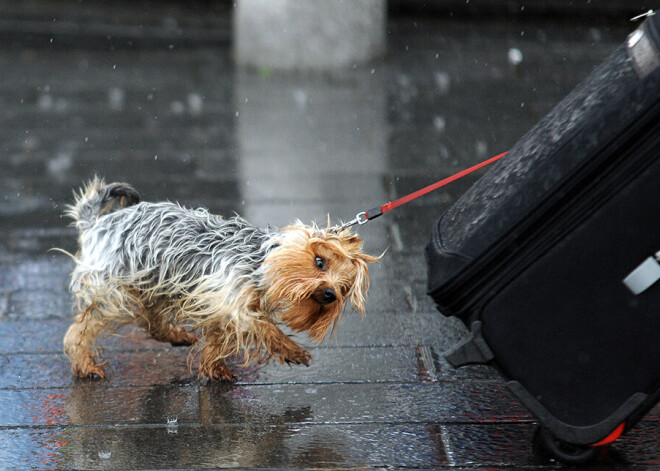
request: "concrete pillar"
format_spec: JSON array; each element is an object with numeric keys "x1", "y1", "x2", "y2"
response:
[
  {"x1": 235, "y1": 66, "x2": 387, "y2": 230},
  {"x1": 234, "y1": 0, "x2": 386, "y2": 71}
]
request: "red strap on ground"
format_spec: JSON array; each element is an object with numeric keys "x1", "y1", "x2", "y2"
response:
[{"x1": 376, "y1": 151, "x2": 507, "y2": 217}]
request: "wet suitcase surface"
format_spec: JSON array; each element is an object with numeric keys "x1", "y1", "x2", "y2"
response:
[{"x1": 427, "y1": 14, "x2": 660, "y2": 463}]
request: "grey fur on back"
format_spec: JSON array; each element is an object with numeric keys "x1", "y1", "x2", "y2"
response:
[{"x1": 78, "y1": 201, "x2": 275, "y2": 295}]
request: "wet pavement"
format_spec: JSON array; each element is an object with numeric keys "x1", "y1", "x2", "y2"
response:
[{"x1": 1, "y1": 2, "x2": 659, "y2": 469}]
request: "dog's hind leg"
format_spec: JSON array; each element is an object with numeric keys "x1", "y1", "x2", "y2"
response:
[
  {"x1": 135, "y1": 298, "x2": 198, "y2": 347},
  {"x1": 63, "y1": 307, "x2": 107, "y2": 380}
]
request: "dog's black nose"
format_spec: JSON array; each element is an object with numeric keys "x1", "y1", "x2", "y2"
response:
[{"x1": 322, "y1": 288, "x2": 337, "y2": 304}]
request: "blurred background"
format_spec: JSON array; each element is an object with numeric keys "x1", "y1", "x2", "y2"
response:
[{"x1": 0, "y1": 0, "x2": 650, "y2": 256}]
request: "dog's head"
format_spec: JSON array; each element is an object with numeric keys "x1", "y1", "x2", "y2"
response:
[{"x1": 263, "y1": 222, "x2": 380, "y2": 342}]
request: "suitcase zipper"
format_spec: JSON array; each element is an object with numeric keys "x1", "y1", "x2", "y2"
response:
[{"x1": 431, "y1": 100, "x2": 660, "y2": 318}]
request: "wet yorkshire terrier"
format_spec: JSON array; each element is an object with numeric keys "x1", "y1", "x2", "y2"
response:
[{"x1": 62, "y1": 177, "x2": 379, "y2": 381}]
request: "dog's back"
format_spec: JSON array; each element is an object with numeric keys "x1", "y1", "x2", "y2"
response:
[{"x1": 66, "y1": 176, "x2": 140, "y2": 232}]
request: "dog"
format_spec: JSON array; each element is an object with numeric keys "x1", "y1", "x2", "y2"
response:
[{"x1": 62, "y1": 177, "x2": 379, "y2": 381}]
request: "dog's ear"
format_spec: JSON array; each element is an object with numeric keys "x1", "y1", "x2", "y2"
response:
[
  {"x1": 331, "y1": 230, "x2": 381, "y2": 315},
  {"x1": 347, "y1": 253, "x2": 379, "y2": 315}
]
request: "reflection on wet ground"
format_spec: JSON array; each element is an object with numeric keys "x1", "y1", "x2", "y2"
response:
[{"x1": 1, "y1": 5, "x2": 658, "y2": 469}]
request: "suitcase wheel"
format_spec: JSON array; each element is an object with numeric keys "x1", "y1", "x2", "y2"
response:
[{"x1": 534, "y1": 426, "x2": 599, "y2": 464}]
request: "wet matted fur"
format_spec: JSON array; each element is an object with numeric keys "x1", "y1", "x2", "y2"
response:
[{"x1": 62, "y1": 177, "x2": 379, "y2": 381}]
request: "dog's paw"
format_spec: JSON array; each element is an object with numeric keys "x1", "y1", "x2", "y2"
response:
[
  {"x1": 200, "y1": 363, "x2": 237, "y2": 382},
  {"x1": 283, "y1": 349, "x2": 312, "y2": 367},
  {"x1": 168, "y1": 329, "x2": 199, "y2": 347},
  {"x1": 86, "y1": 371, "x2": 105, "y2": 381},
  {"x1": 71, "y1": 357, "x2": 106, "y2": 380},
  {"x1": 75, "y1": 364, "x2": 106, "y2": 380}
]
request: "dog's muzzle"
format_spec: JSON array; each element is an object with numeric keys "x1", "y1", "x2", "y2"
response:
[{"x1": 314, "y1": 287, "x2": 337, "y2": 305}]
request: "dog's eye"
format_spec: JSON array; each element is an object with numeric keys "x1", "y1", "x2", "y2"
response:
[{"x1": 315, "y1": 256, "x2": 326, "y2": 271}]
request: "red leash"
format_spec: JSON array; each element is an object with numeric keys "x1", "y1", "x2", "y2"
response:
[{"x1": 340, "y1": 151, "x2": 507, "y2": 229}]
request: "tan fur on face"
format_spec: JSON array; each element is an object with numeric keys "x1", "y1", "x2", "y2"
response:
[{"x1": 264, "y1": 226, "x2": 380, "y2": 343}]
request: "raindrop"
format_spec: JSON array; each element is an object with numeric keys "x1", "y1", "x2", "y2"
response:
[
  {"x1": 167, "y1": 416, "x2": 178, "y2": 434},
  {"x1": 433, "y1": 116, "x2": 446, "y2": 132},
  {"x1": 507, "y1": 48, "x2": 523, "y2": 66},
  {"x1": 475, "y1": 140, "x2": 488, "y2": 157},
  {"x1": 47, "y1": 153, "x2": 73, "y2": 176},
  {"x1": 187, "y1": 93, "x2": 203, "y2": 116},
  {"x1": 108, "y1": 87, "x2": 125, "y2": 111},
  {"x1": 434, "y1": 71, "x2": 451, "y2": 94},
  {"x1": 37, "y1": 94, "x2": 54, "y2": 111},
  {"x1": 292, "y1": 89, "x2": 307, "y2": 109},
  {"x1": 438, "y1": 144, "x2": 450, "y2": 160},
  {"x1": 170, "y1": 101, "x2": 185, "y2": 115},
  {"x1": 98, "y1": 451, "x2": 111, "y2": 460}
]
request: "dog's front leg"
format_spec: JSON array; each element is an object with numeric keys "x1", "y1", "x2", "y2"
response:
[
  {"x1": 197, "y1": 329, "x2": 237, "y2": 382},
  {"x1": 259, "y1": 321, "x2": 312, "y2": 366}
]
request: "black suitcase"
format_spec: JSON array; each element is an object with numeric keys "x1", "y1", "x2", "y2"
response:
[{"x1": 425, "y1": 15, "x2": 660, "y2": 463}]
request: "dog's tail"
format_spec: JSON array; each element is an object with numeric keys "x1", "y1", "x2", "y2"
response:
[{"x1": 66, "y1": 176, "x2": 140, "y2": 232}]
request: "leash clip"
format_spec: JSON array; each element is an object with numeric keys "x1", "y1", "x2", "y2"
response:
[{"x1": 337, "y1": 211, "x2": 369, "y2": 231}]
